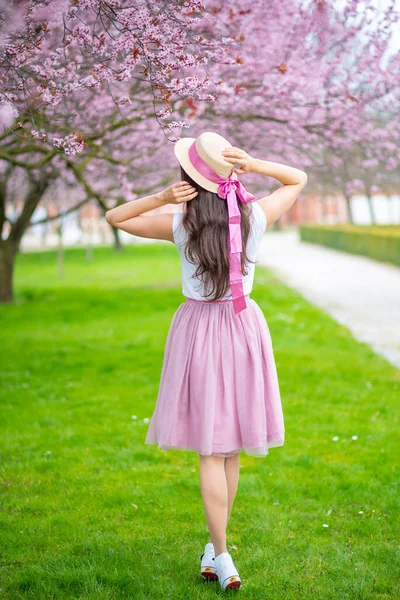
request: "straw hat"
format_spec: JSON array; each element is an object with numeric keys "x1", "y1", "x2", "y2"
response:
[{"x1": 174, "y1": 131, "x2": 238, "y2": 193}]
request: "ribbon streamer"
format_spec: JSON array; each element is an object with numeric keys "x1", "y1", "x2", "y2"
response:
[{"x1": 188, "y1": 141, "x2": 256, "y2": 315}]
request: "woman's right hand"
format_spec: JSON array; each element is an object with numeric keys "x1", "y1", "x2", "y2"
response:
[
  {"x1": 221, "y1": 147, "x2": 257, "y2": 175},
  {"x1": 160, "y1": 182, "x2": 198, "y2": 205}
]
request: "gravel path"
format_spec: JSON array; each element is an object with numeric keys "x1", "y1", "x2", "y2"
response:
[{"x1": 257, "y1": 230, "x2": 400, "y2": 370}]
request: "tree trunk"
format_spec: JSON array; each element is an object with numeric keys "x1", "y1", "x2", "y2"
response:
[
  {"x1": 344, "y1": 194, "x2": 355, "y2": 224},
  {"x1": 0, "y1": 176, "x2": 50, "y2": 304},
  {"x1": 86, "y1": 219, "x2": 93, "y2": 262},
  {"x1": 112, "y1": 225, "x2": 124, "y2": 251},
  {"x1": 387, "y1": 194, "x2": 394, "y2": 223},
  {"x1": 366, "y1": 194, "x2": 376, "y2": 225},
  {"x1": 0, "y1": 241, "x2": 16, "y2": 303},
  {"x1": 57, "y1": 222, "x2": 64, "y2": 279}
]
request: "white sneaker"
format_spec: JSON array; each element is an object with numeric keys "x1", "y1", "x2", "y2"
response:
[
  {"x1": 200, "y1": 542, "x2": 218, "y2": 580},
  {"x1": 214, "y1": 551, "x2": 242, "y2": 590}
]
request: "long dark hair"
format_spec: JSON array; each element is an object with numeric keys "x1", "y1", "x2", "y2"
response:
[{"x1": 179, "y1": 166, "x2": 256, "y2": 302}]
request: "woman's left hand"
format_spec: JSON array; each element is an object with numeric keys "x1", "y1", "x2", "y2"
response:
[
  {"x1": 160, "y1": 182, "x2": 198, "y2": 205},
  {"x1": 222, "y1": 147, "x2": 256, "y2": 174}
]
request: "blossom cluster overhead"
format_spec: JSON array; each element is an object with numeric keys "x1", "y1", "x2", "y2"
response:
[
  {"x1": 0, "y1": 0, "x2": 399, "y2": 202},
  {"x1": 0, "y1": 0, "x2": 240, "y2": 153}
]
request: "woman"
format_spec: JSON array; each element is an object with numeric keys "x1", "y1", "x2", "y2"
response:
[{"x1": 105, "y1": 131, "x2": 307, "y2": 590}]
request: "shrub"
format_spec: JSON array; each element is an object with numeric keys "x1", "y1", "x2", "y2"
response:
[{"x1": 299, "y1": 224, "x2": 400, "y2": 267}]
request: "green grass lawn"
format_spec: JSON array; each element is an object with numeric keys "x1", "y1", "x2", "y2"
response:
[{"x1": 1, "y1": 242, "x2": 399, "y2": 600}]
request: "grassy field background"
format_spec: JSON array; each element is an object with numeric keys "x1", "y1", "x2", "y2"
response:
[{"x1": 0, "y1": 242, "x2": 399, "y2": 599}]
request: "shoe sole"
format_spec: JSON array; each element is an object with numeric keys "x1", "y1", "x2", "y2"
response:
[
  {"x1": 222, "y1": 575, "x2": 242, "y2": 589},
  {"x1": 225, "y1": 579, "x2": 242, "y2": 589},
  {"x1": 201, "y1": 568, "x2": 218, "y2": 580}
]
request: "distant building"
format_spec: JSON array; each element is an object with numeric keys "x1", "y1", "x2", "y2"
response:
[{"x1": 284, "y1": 192, "x2": 400, "y2": 226}]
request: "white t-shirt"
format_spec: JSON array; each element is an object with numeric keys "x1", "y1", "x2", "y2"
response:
[{"x1": 172, "y1": 200, "x2": 267, "y2": 301}]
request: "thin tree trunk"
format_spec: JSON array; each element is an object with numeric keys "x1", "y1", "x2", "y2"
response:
[
  {"x1": 343, "y1": 194, "x2": 355, "y2": 224},
  {"x1": 0, "y1": 241, "x2": 16, "y2": 303},
  {"x1": 387, "y1": 194, "x2": 394, "y2": 224},
  {"x1": 366, "y1": 194, "x2": 376, "y2": 225},
  {"x1": 111, "y1": 225, "x2": 123, "y2": 251},
  {"x1": 57, "y1": 222, "x2": 64, "y2": 279}
]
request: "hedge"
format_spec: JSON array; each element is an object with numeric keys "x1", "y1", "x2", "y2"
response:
[{"x1": 298, "y1": 224, "x2": 400, "y2": 267}]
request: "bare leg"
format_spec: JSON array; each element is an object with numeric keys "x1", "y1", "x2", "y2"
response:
[
  {"x1": 199, "y1": 455, "x2": 228, "y2": 557},
  {"x1": 224, "y1": 453, "x2": 240, "y2": 524}
]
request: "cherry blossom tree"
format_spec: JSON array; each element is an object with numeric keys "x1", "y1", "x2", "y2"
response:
[{"x1": 0, "y1": 0, "x2": 399, "y2": 303}]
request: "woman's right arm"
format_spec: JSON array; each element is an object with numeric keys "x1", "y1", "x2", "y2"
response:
[
  {"x1": 252, "y1": 158, "x2": 307, "y2": 185},
  {"x1": 251, "y1": 158, "x2": 307, "y2": 229}
]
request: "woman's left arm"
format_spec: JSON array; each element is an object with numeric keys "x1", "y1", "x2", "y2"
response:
[{"x1": 105, "y1": 182, "x2": 198, "y2": 242}]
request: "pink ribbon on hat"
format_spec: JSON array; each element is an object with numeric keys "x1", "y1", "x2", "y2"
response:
[{"x1": 188, "y1": 140, "x2": 256, "y2": 315}]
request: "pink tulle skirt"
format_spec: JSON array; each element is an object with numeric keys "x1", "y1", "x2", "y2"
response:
[{"x1": 144, "y1": 294, "x2": 285, "y2": 458}]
